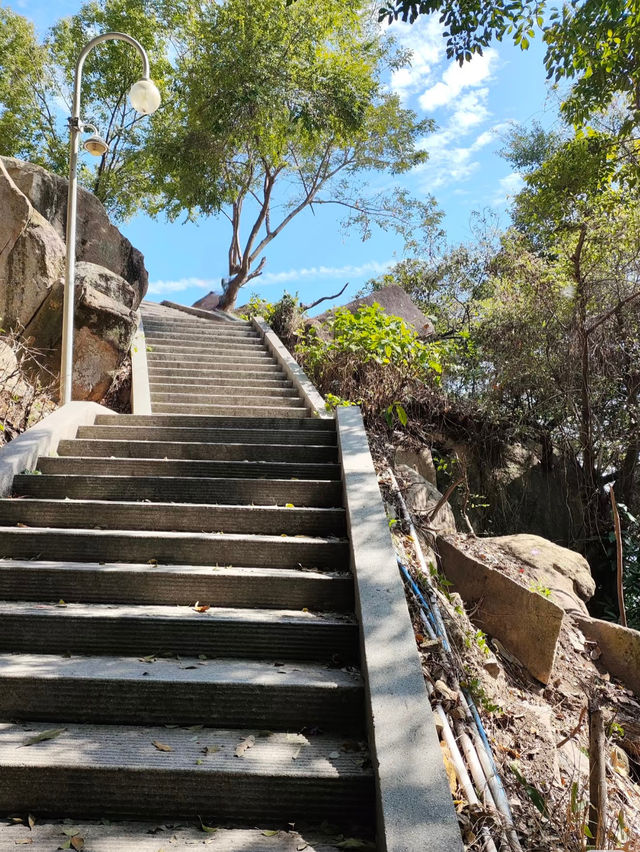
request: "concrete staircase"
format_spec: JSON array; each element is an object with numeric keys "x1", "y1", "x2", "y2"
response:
[
  {"x1": 0, "y1": 304, "x2": 375, "y2": 845},
  {"x1": 143, "y1": 302, "x2": 310, "y2": 417}
]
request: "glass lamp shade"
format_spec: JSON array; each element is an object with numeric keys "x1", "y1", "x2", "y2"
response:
[
  {"x1": 128, "y1": 78, "x2": 161, "y2": 115},
  {"x1": 84, "y1": 134, "x2": 109, "y2": 156}
]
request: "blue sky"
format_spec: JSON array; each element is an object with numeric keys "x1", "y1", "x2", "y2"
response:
[{"x1": 7, "y1": 0, "x2": 560, "y2": 313}]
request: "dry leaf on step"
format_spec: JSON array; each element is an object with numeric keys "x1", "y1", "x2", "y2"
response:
[
  {"x1": 234, "y1": 735, "x2": 255, "y2": 757},
  {"x1": 440, "y1": 741, "x2": 458, "y2": 794},
  {"x1": 152, "y1": 740, "x2": 173, "y2": 752},
  {"x1": 20, "y1": 728, "x2": 66, "y2": 747}
]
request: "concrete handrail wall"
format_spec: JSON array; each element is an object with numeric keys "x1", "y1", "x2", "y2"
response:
[
  {"x1": 336, "y1": 405, "x2": 463, "y2": 852},
  {"x1": 0, "y1": 401, "x2": 116, "y2": 496},
  {"x1": 252, "y1": 316, "x2": 332, "y2": 420},
  {"x1": 130, "y1": 320, "x2": 152, "y2": 415}
]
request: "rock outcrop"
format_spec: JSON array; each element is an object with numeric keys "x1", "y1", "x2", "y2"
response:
[
  {"x1": 1, "y1": 157, "x2": 147, "y2": 304},
  {"x1": 0, "y1": 158, "x2": 147, "y2": 402},
  {"x1": 487, "y1": 533, "x2": 595, "y2": 615}
]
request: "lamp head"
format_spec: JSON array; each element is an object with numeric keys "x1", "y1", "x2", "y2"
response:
[
  {"x1": 84, "y1": 133, "x2": 109, "y2": 157},
  {"x1": 129, "y1": 78, "x2": 161, "y2": 115}
]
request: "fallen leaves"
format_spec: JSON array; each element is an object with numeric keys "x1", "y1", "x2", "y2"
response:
[
  {"x1": 20, "y1": 728, "x2": 66, "y2": 747},
  {"x1": 234, "y1": 735, "x2": 255, "y2": 757},
  {"x1": 152, "y1": 740, "x2": 173, "y2": 752},
  {"x1": 193, "y1": 602, "x2": 210, "y2": 613}
]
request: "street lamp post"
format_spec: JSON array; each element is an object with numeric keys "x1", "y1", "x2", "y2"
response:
[{"x1": 60, "y1": 31, "x2": 161, "y2": 404}]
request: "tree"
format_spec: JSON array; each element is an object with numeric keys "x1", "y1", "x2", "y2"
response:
[
  {"x1": 379, "y1": 1, "x2": 640, "y2": 142},
  {"x1": 0, "y1": 6, "x2": 48, "y2": 163},
  {"x1": 149, "y1": 0, "x2": 441, "y2": 310},
  {"x1": 0, "y1": 0, "x2": 173, "y2": 219}
]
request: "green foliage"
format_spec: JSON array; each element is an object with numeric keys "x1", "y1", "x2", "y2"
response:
[
  {"x1": 296, "y1": 303, "x2": 443, "y2": 422},
  {"x1": 529, "y1": 581, "x2": 552, "y2": 599},
  {"x1": 378, "y1": 1, "x2": 544, "y2": 64},
  {"x1": 0, "y1": 6, "x2": 47, "y2": 162},
  {"x1": 464, "y1": 628, "x2": 491, "y2": 657},
  {"x1": 379, "y1": 1, "x2": 640, "y2": 147},
  {"x1": 544, "y1": 0, "x2": 640, "y2": 133},
  {"x1": 510, "y1": 762, "x2": 548, "y2": 816},
  {"x1": 147, "y1": 0, "x2": 440, "y2": 308},
  {"x1": 460, "y1": 674, "x2": 502, "y2": 714},
  {"x1": 0, "y1": 0, "x2": 174, "y2": 218}
]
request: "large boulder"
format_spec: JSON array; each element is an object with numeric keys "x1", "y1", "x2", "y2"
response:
[
  {"x1": 396, "y1": 464, "x2": 456, "y2": 534},
  {"x1": 0, "y1": 158, "x2": 147, "y2": 403},
  {"x1": 24, "y1": 262, "x2": 138, "y2": 401},
  {"x1": 437, "y1": 535, "x2": 565, "y2": 684},
  {"x1": 487, "y1": 534, "x2": 595, "y2": 615},
  {"x1": 0, "y1": 160, "x2": 66, "y2": 329},
  {"x1": 0, "y1": 157, "x2": 148, "y2": 305}
]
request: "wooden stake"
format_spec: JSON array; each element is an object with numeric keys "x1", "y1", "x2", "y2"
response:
[
  {"x1": 610, "y1": 487, "x2": 627, "y2": 627},
  {"x1": 588, "y1": 699, "x2": 607, "y2": 848}
]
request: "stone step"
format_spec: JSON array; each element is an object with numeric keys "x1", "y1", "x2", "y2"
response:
[
  {"x1": 77, "y1": 425, "x2": 336, "y2": 445},
  {"x1": 146, "y1": 374, "x2": 293, "y2": 389},
  {"x1": 0, "y1": 722, "x2": 373, "y2": 823},
  {"x1": 148, "y1": 362, "x2": 284, "y2": 377},
  {"x1": 149, "y1": 381, "x2": 297, "y2": 396},
  {"x1": 0, "y1": 820, "x2": 348, "y2": 851},
  {"x1": 147, "y1": 341, "x2": 269, "y2": 358},
  {"x1": 147, "y1": 365, "x2": 286, "y2": 380},
  {"x1": 145, "y1": 329, "x2": 264, "y2": 347},
  {"x1": 37, "y1": 456, "x2": 340, "y2": 480},
  {"x1": 0, "y1": 527, "x2": 349, "y2": 569},
  {"x1": 0, "y1": 602, "x2": 358, "y2": 661},
  {"x1": 147, "y1": 350, "x2": 273, "y2": 365},
  {"x1": 145, "y1": 333, "x2": 263, "y2": 348},
  {"x1": 0, "y1": 653, "x2": 363, "y2": 730},
  {"x1": 150, "y1": 393, "x2": 304, "y2": 408},
  {"x1": 152, "y1": 402, "x2": 310, "y2": 417},
  {"x1": 93, "y1": 413, "x2": 336, "y2": 431},
  {"x1": 57, "y1": 439, "x2": 335, "y2": 464},
  {"x1": 142, "y1": 317, "x2": 255, "y2": 332},
  {"x1": 0, "y1": 561, "x2": 354, "y2": 610},
  {"x1": 13, "y1": 474, "x2": 343, "y2": 507},
  {"x1": 0, "y1": 498, "x2": 346, "y2": 536}
]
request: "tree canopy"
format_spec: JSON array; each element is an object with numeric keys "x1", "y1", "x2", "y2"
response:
[{"x1": 148, "y1": 0, "x2": 441, "y2": 308}]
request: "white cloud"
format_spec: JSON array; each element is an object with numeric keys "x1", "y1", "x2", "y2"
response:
[
  {"x1": 388, "y1": 17, "x2": 443, "y2": 102},
  {"x1": 414, "y1": 116, "x2": 512, "y2": 190},
  {"x1": 147, "y1": 276, "x2": 216, "y2": 296},
  {"x1": 259, "y1": 260, "x2": 393, "y2": 285},
  {"x1": 492, "y1": 171, "x2": 525, "y2": 206},
  {"x1": 418, "y1": 49, "x2": 498, "y2": 112},
  {"x1": 147, "y1": 260, "x2": 394, "y2": 297}
]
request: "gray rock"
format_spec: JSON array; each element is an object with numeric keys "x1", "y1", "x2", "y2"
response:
[
  {"x1": 437, "y1": 535, "x2": 564, "y2": 684},
  {"x1": 0, "y1": 157, "x2": 148, "y2": 305},
  {"x1": 574, "y1": 615, "x2": 640, "y2": 697},
  {"x1": 24, "y1": 263, "x2": 138, "y2": 402},
  {"x1": 0, "y1": 160, "x2": 66, "y2": 329},
  {"x1": 488, "y1": 534, "x2": 595, "y2": 615},
  {"x1": 395, "y1": 446, "x2": 437, "y2": 486},
  {"x1": 396, "y1": 464, "x2": 456, "y2": 534}
]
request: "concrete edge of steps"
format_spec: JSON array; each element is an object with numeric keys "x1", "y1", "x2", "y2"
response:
[
  {"x1": 335, "y1": 406, "x2": 464, "y2": 851},
  {"x1": 0, "y1": 821, "x2": 352, "y2": 851}
]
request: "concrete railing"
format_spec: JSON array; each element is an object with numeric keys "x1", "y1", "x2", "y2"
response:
[
  {"x1": 336, "y1": 405, "x2": 464, "y2": 852},
  {"x1": 130, "y1": 320, "x2": 152, "y2": 415},
  {"x1": 252, "y1": 316, "x2": 332, "y2": 420},
  {"x1": 0, "y1": 401, "x2": 116, "y2": 496}
]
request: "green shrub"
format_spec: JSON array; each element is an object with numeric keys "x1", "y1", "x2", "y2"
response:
[{"x1": 297, "y1": 302, "x2": 443, "y2": 424}]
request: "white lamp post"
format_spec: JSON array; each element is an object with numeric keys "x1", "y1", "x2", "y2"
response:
[{"x1": 60, "y1": 31, "x2": 161, "y2": 404}]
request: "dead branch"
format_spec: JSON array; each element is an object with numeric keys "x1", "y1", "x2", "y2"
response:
[
  {"x1": 610, "y1": 486, "x2": 627, "y2": 627},
  {"x1": 301, "y1": 282, "x2": 348, "y2": 312},
  {"x1": 588, "y1": 699, "x2": 607, "y2": 848},
  {"x1": 556, "y1": 705, "x2": 587, "y2": 749},
  {"x1": 427, "y1": 476, "x2": 465, "y2": 524}
]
